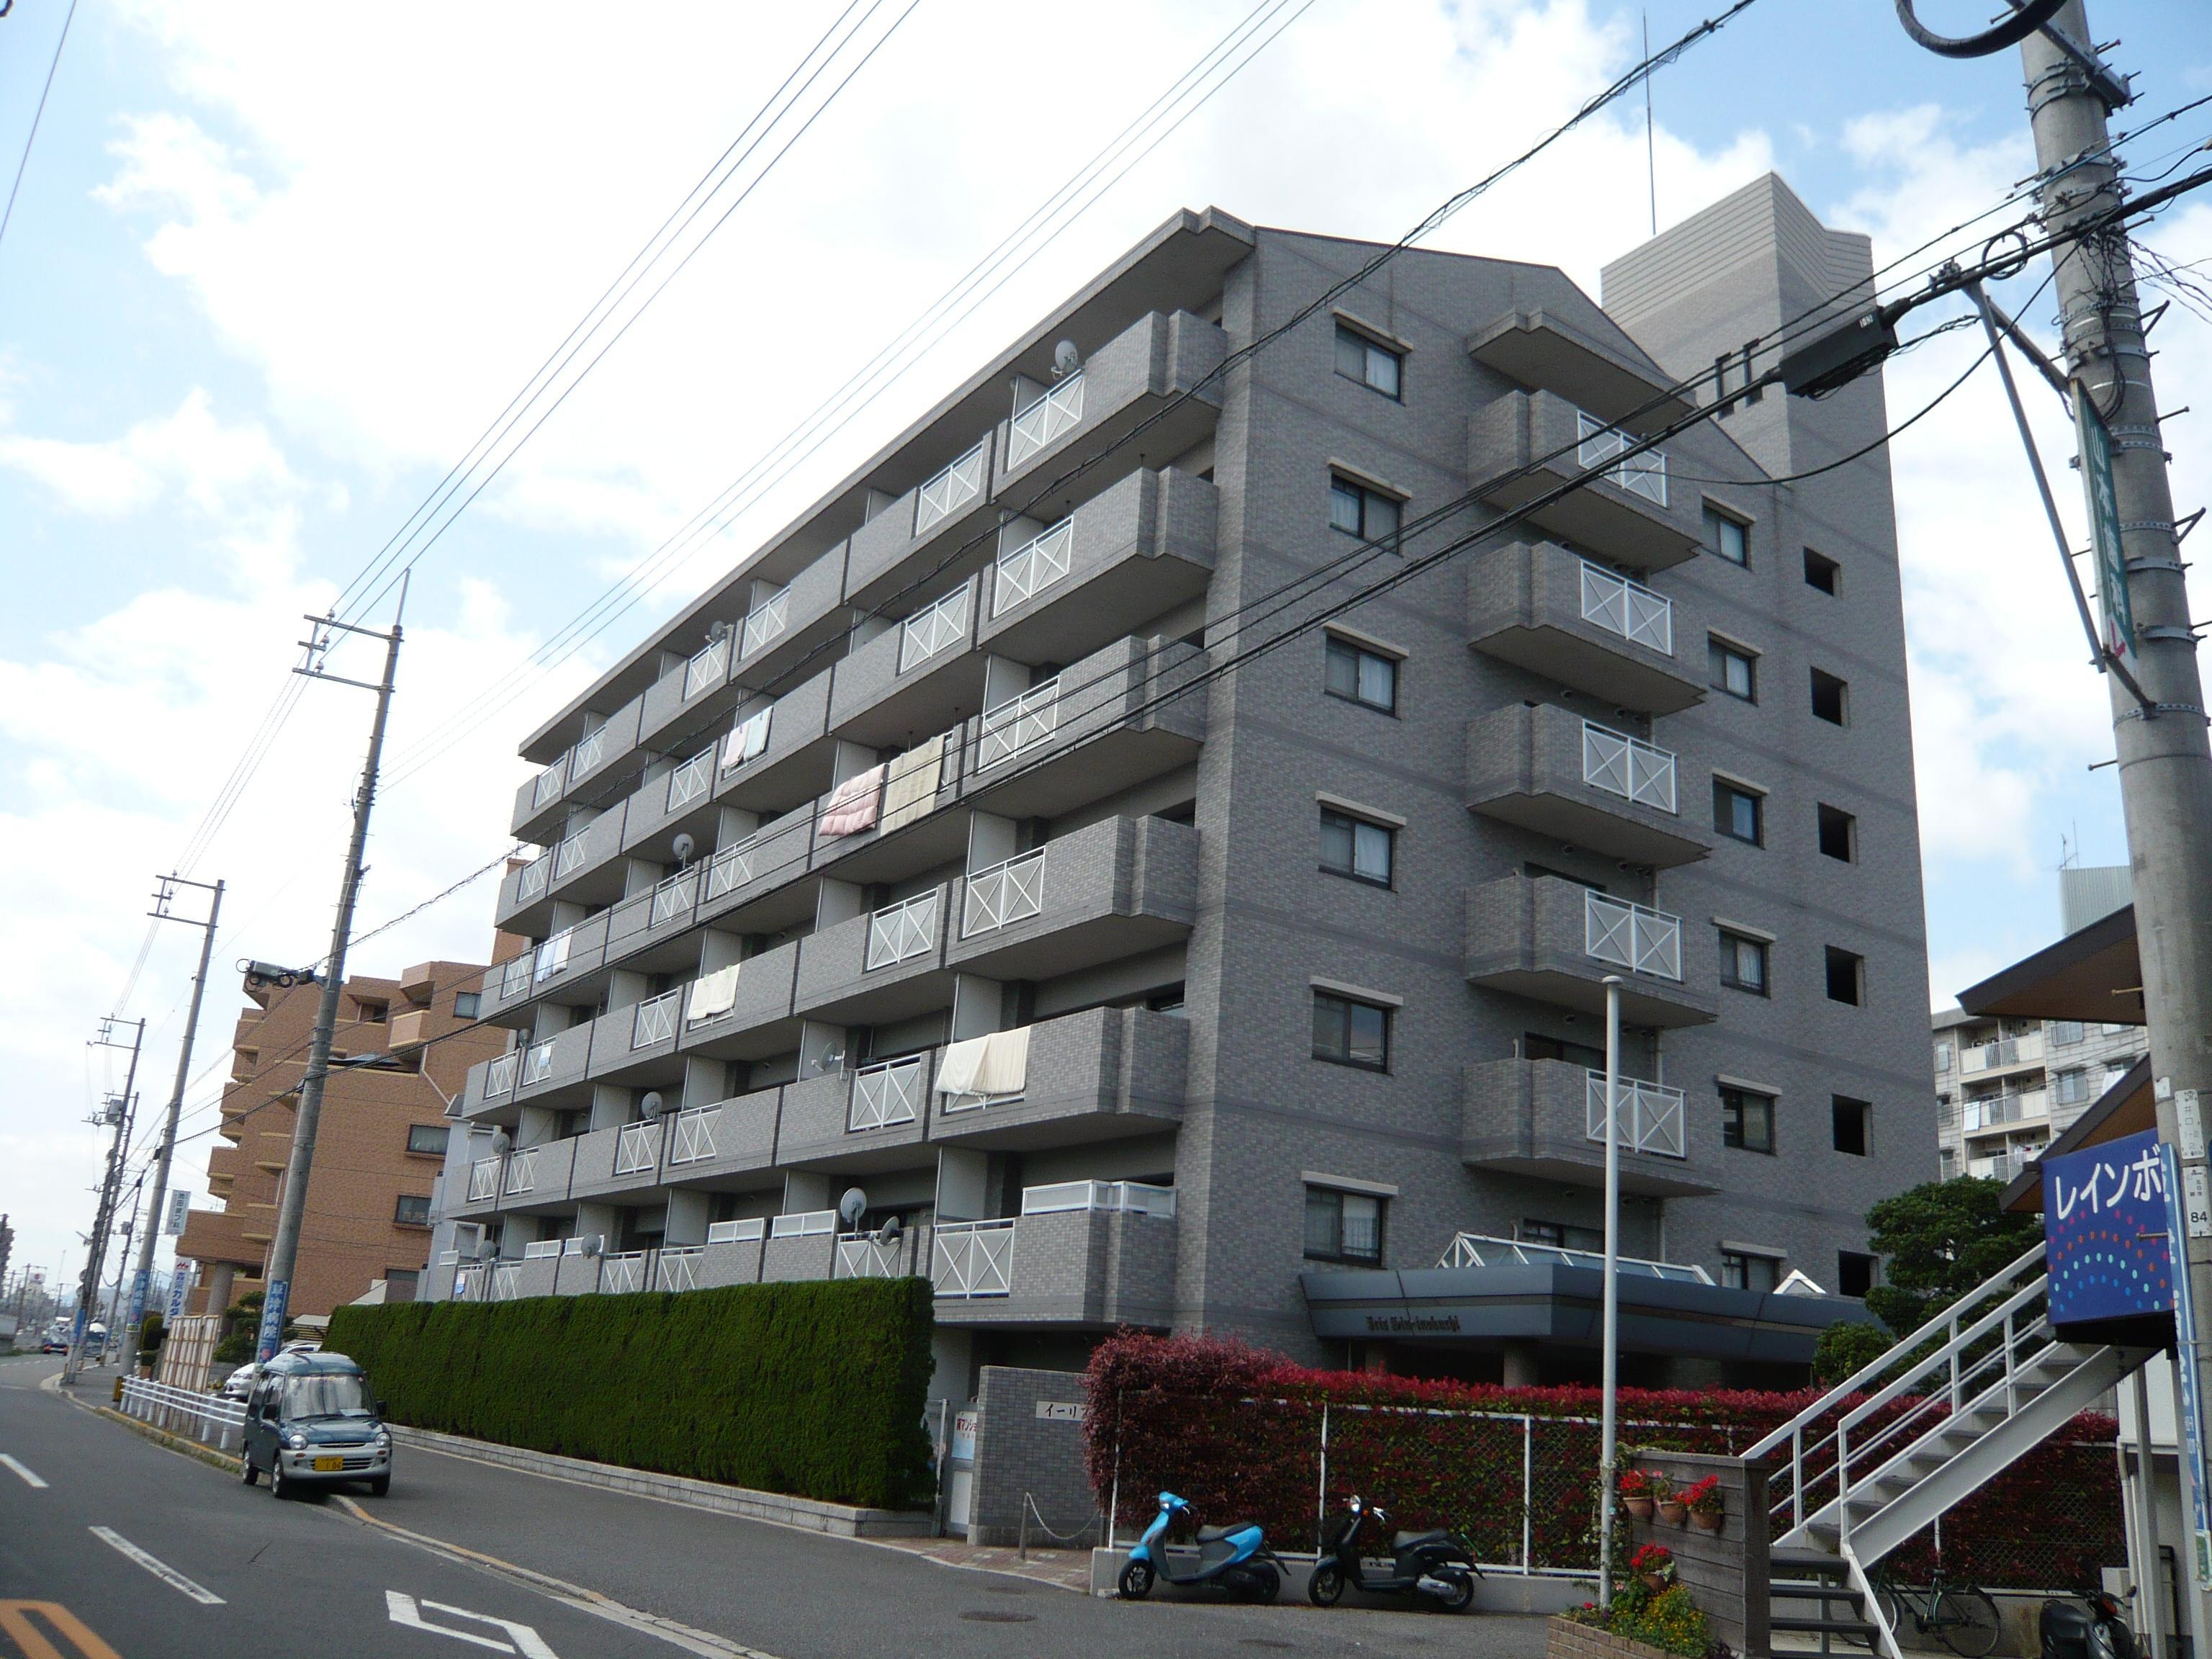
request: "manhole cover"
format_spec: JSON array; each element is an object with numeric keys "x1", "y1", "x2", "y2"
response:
[
  {"x1": 984, "y1": 1584, "x2": 1032, "y2": 1596},
  {"x1": 961, "y1": 1610, "x2": 1038, "y2": 1624}
]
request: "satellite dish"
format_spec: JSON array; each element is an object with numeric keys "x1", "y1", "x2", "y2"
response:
[
  {"x1": 1053, "y1": 339, "x2": 1080, "y2": 378},
  {"x1": 875, "y1": 1214, "x2": 903, "y2": 1248},
  {"x1": 582, "y1": 1235, "x2": 603, "y2": 1258},
  {"x1": 490, "y1": 1128, "x2": 512, "y2": 1155},
  {"x1": 819, "y1": 1046, "x2": 845, "y2": 1072},
  {"x1": 837, "y1": 1187, "x2": 868, "y2": 1232},
  {"x1": 639, "y1": 1092, "x2": 666, "y2": 1120},
  {"x1": 671, "y1": 832, "x2": 695, "y2": 866}
]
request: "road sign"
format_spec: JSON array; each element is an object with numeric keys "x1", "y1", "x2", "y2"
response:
[
  {"x1": 385, "y1": 1592, "x2": 559, "y2": 1657},
  {"x1": 2074, "y1": 386, "x2": 2137, "y2": 670}
]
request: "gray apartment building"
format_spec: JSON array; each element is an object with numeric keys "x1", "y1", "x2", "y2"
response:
[{"x1": 428, "y1": 172, "x2": 1929, "y2": 1393}]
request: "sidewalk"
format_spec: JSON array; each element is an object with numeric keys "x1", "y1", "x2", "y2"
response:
[{"x1": 871, "y1": 1535, "x2": 1093, "y2": 1593}]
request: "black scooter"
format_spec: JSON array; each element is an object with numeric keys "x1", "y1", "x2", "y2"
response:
[
  {"x1": 2041, "y1": 1583, "x2": 2139, "y2": 1659},
  {"x1": 1308, "y1": 1494, "x2": 1480, "y2": 1612}
]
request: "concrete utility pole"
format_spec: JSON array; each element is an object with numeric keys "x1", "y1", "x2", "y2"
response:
[
  {"x1": 1597, "y1": 976, "x2": 1624, "y2": 1606},
  {"x1": 258, "y1": 594, "x2": 404, "y2": 1360},
  {"x1": 125, "y1": 874, "x2": 225, "y2": 1346},
  {"x1": 63, "y1": 1017, "x2": 143, "y2": 1383}
]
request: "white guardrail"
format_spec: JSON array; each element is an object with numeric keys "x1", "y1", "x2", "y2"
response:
[{"x1": 120, "y1": 1376, "x2": 248, "y2": 1452}]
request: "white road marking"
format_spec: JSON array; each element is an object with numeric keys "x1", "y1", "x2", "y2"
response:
[
  {"x1": 386, "y1": 1592, "x2": 559, "y2": 1658},
  {"x1": 0, "y1": 1454, "x2": 47, "y2": 1488},
  {"x1": 86, "y1": 1527, "x2": 225, "y2": 1605}
]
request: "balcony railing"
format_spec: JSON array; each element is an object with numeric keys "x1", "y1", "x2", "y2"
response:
[
  {"x1": 484, "y1": 1051, "x2": 518, "y2": 1098},
  {"x1": 1021, "y1": 1179, "x2": 1177, "y2": 1218},
  {"x1": 1581, "y1": 721, "x2": 1678, "y2": 814},
  {"x1": 721, "y1": 706, "x2": 771, "y2": 773},
  {"x1": 531, "y1": 757, "x2": 566, "y2": 809},
  {"x1": 601, "y1": 1251, "x2": 648, "y2": 1294},
  {"x1": 631, "y1": 989, "x2": 680, "y2": 1050},
  {"x1": 467, "y1": 1159, "x2": 500, "y2": 1202},
  {"x1": 963, "y1": 849, "x2": 1046, "y2": 937},
  {"x1": 741, "y1": 588, "x2": 790, "y2": 658},
  {"x1": 1964, "y1": 1089, "x2": 2051, "y2": 1133},
  {"x1": 866, "y1": 890, "x2": 939, "y2": 970},
  {"x1": 554, "y1": 832, "x2": 588, "y2": 880},
  {"x1": 517, "y1": 856, "x2": 552, "y2": 902},
  {"x1": 1007, "y1": 373, "x2": 1084, "y2": 467},
  {"x1": 932, "y1": 1218, "x2": 1015, "y2": 1298},
  {"x1": 684, "y1": 634, "x2": 729, "y2": 700},
  {"x1": 523, "y1": 1239, "x2": 563, "y2": 1259},
  {"x1": 849, "y1": 1057, "x2": 924, "y2": 1131},
  {"x1": 522, "y1": 1040, "x2": 556, "y2": 1086},
  {"x1": 1583, "y1": 1072, "x2": 1688, "y2": 1160},
  {"x1": 977, "y1": 677, "x2": 1060, "y2": 769},
  {"x1": 666, "y1": 749, "x2": 714, "y2": 813},
  {"x1": 1578, "y1": 559, "x2": 1672, "y2": 655},
  {"x1": 836, "y1": 1234, "x2": 905, "y2": 1278},
  {"x1": 1968, "y1": 1151, "x2": 2034, "y2": 1183},
  {"x1": 770, "y1": 1209, "x2": 837, "y2": 1238},
  {"x1": 1961, "y1": 1032, "x2": 2046, "y2": 1074},
  {"x1": 706, "y1": 1218, "x2": 766, "y2": 1245},
  {"x1": 534, "y1": 927, "x2": 574, "y2": 984},
  {"x1": 503, "y1": 1147, "x2": 539, "y2": 1195},
  {"x1": 914, "y1": 439, "x2": 986, "y2": 536},
  {"x1": 491, "y1": 1262, "x2": 523, "y2": 1301},
  {"x1": 656, "y1": 1247, "x2": 702, "y2": 1293},
  {"x1": 570, "y1": 724, "x2": 608, "y2": 781},
  {"x1": 649, "y1": 868, "x2": 697, "y2": 930},
  {"x1": 898, "y1": 586, "x2": 970, "y2": 673},
  {"x1": 500, "y1": 955, "x2": 531, "y2": 999},
  {"x1": 705, "y1": 837, "x2": 755, "y2": 902},
  {"x1": 992, "y1": 520, "x2": 1074, "y2": 616},
  {"x1": 614, "y1": 1119, "x2": 662, "y2": 1174},
  {"x1": 1575, "y1": 409, "x2": 1668, "y2": 506},
  {"x1": 1584, "y1": 889, "x2": 1683, "y2": 981}
]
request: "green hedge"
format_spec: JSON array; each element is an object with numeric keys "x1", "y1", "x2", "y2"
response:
[{"x1": 327, "y1": 1278, "x2": 934, "y2": 1510}]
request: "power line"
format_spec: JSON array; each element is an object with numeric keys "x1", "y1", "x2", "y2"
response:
[{"x1": 0, "y1": 0, "x2": 78, "y2": 257}]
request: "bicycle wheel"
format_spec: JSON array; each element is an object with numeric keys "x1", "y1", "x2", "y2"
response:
[
  {"x1": 1936, "y1": 1586, "x2": 2002, "y2": 1658},
  {"x1": 1876, "y1": 1585, "x2": 1912, "y2": 1647}
]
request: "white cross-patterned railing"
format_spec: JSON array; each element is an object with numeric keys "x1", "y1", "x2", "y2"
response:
[
  {"x1": 978, "y1": 678, "x2": 1061, "y2": 769},
  {"x1": 932, "y1": 1218, "x2": 1015, "y2": 1298},
  {"x1": 963, "y1": 849, "x2": 1046, "y2": 937},
  {"x1": 669, "y1": 1105, "x2": 721, "y2": 1164},
  {"x1": 866, "y1": 890, "x2": 939, "y2": 970},
  {"x1": 1578, "y1": 560, "x2": 1673, "y2": 655},
  {"x1": 532, "y1": 758, "x2": 566, "y2": 808},
  {"x1": 570, "y1": 724, "x2": 608, "y2": 781},
  {"x1": 837, "y1": 1233, "x2": 905, "y2": 1278},
  {"x1": 1575, "y1": 410, "x2": 1668, "y2": 506},
  {"x1": 657, "y1": 1247, "x2": 702, "y2": 1292},
  {"x1": 705, "y1": 838, "x2": 755, "y2": 902},
  {"x1": 898, "y1": 587, "x2": 970, "y2": 673},
  {"x1": 1007, "y1": 374, "x2": 1084, "y2": 466},
  {"x1": 666, "y1": 750, "x2": 714, "y2": 813},
  {"x1": 483, "y1": 1051, "x2": 518, "y2": 1098},
  {"x1": 685, "y1": 634, "x2": 729, "y2": 699},
  {"x1": 492, "y1": 1262, "x2": 523, "y2": 1301},
  {"x1": 554, "y1": 832, "x2": 588, "y2": 880},
  {"x1": 501, "y1": 955, "x2": 531, "y2": 999},
  {"x1": 914, "y1": 439, "x2": 986, "y2": 536},
  {"x1": 521, "y1": 1040, "x2": 555, "y2": 1087},
  {"x1": 600, "y1": 1251, "x2": 648, "y2": 1294},
  {"x1": 992, "y1": 520, "x2": 1074, "y2": 616},
  {"x1": 1584, "y1": 1072, "x2": 1689, "y2": 1160},
  {"x1": 741, "y1": 588, "x2": 791, "y2": 657},
  {"x1": 615, "y1": 1119, "x2": 663, "y2": 1174},
  {"x1": 1583, "y1": 889, "x2": 1683, "y2": 981},
  {"x1": 649, "y1": 868, "x2": 697, "y2": 930},
  {"x1": 467, "y1": 1158, "x2": 500, "y2": 1202},
  {"x1": 631, "y1": 990, "x2": 680, "y2": 1050},
  {"x1": 849, "y1": 1057, "x2": 924, "y2": 1131},
  {"x1": 503, "y1": 1146, "x2": 539, "y2": 1195},
  {"x1": 1581, "y1": 721, "x2": 1678, "y2": 814},
  {"x1": 516, "y1": 856, "x2": 551, "y2": 902}
]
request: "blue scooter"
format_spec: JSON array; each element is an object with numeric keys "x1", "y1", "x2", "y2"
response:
[{"x1": 1118, "y1": 1491, "x2": 1285, "y2": 1602}]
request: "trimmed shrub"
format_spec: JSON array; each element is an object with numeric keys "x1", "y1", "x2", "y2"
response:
[{"x1": 328, "y1": 1278, "x2": 934, "y2": 1510}]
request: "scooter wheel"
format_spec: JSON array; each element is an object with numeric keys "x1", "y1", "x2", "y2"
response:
[
  {"x1": 1435, "y1": 1572, "x2": 1477, "y2": 1614},
  {"x1": 1246, "y1": 1563, "x2": 1280, "y2": 1604},
  {"x1": 1308, "y1": 1564, "x2": 1346, "y2": 1607},
  {"x1": 1118, "y1": 1560, "x2": 1155, "y2": 1601}
]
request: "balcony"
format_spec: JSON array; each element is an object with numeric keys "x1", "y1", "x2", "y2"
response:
[
  {"x1": 509, "y1": 695, "x2": 644, "y2": 842},
  {"x1": 958, "y1": 636, "x2": 1206, "y2": 819},
  {"x1": 657, "y1": 1088, "x2": 781, "y2": 1187},
  {"x1": 491, "y1": 910, "x2": 614, "y2": 1025},
  {"x1": 1469, "y1": 390, "x2": 1701, "y2": 570},
  {"x1": 1467, "y1": 541, "x2": 1702, "y2": 714},
  {"x1": 497, "y1": 1020, "x2": 593, "y2": 1115},
  {"x1": 792, "y1": 884, "x2": 953, "y2": 1028},
  {"x1": 1465, "y1": 874, "x2": 1715, "y2": 1028},
  {"x1": 1463, "y1": 1058, "x2": 1716, "y2": 1197},
  {"x1": 826, "y1": 575, "x2": 988, "y2": 750},
  {"x1": 775, "y1": 1062, "x2": 932, "y2": 1174},
  {"x1": 1963, "y1": 1088, "x2": 2051, "y2": 1138},
  {"x1": 1960, "y1": 1032, "x2": 2046, "y2": 1075},
  {"x1": 603, "y1": 866, "x2": 704, "y2": 971},
  {"x1": 711, "y1": 667, "x2": 837, "y2": 817},
  {"x1": 731, "y1": 550, "x2": 848, "y2": 692},
  {"x1": 977, "y1": 469, "x2": 1217, "y2": 666},
  {"x1": 636, "y1": 632, "x2": 732, "y2": 757},
  {"x1": 495, "y1": 804, "x2": 629, "y2": 931},
  {"x1": 802, "y1": 735, "x2": 973, "y2": 892},
  {"x1": 992, "y1": 311, "x2": 1227, "y2": 505},
  {"x1": 695, "y1": 803, "x2": 820, "y2": 938},
  {"x1": 1465, "y1": 703, "x2": 1708, "y2": 868},
  {"x1": 621, "y1": 745, "x2": 723, "y2": 864},
  {"x1": 678, "y1": 943, "x2": 800, "y2": 1064},
  {"x1": 1465, "y1": 307, "x2": 1693, "y2": 433},
  {"x1": 844, "y1": 434, "x2": 1002, "y2": 610},
  {"x1": 930, "y1": 1183, "x2": 1177, "y2": 1328},
  {"x1": 945, "y1": 816, "x2": 1197, "y2": 982},
  {"x1": 930, "y1": 1005, "x2": 1186, "y2": 1151},
  {"x1": 587, "y1": 989, "x2": 685, "y2": 1089},
  {"x1": 568, "y1": 1120, "x2": 661, "y2": 1202}
]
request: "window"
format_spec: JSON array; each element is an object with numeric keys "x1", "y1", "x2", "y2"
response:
[
  {"x1": 1810, "y1": 668, "x2": 1850, "y2": 726},
  {"x1": 1520, "y1": 1219, "x2": 1604, "y2": 1251},
  {"x1": 1804, "y1": 548, "x2": 1840, "y2": 594},
  {"x1": 393, "y1": 1194, "x2": 432, "y2": 1227},
  {"x1": 1817, "y1": 804, "x2": 1858, "y2": 863},
  {"x1": 383, "y1": 1268, "x2": 421, "y2": 1303},
  {"x1": 1713, "y1": 779, "x2": 1764, "y2": 845},
  {"x1": 1838, "y1": 1251, "x2": 1878, "y2": 1299},
  {"x1": 1304, "y1": 1185, "x2": 1385, "y2": 1264},
  {"x1": 1721, "y1": 1087, "x2": 1776, "y2": 1152},
  {"x1": 1719, "y1": 930, "x2": 1769, "y2": 995},
  {"x1": 405, "y1": 1124, "x2": 449, "y2": 1157},
  {"x1": 454, "y1": 992, "x2": 481, "y2": 1020},
  {"x1": 2051, "y1": 1020, "x2": 2085, "y2": 1047},
  {"x1": 1324, "y1": 635, "x2": 1398, "y2": 714},
  {"x1": 2105, "y1": 1058, "x2": 2135, "y2": 1084},
  {"x1": 356, "y1": 1000, "x2": 388, "y2": 1023},
  {"x1": 1320, "y1": 807, "x2": 1395, "y2": 887},
  {"x1": 1313, "y1": 990, "x2": 1391, "y2": 1071},
  {"x1": 1934, "y1": 1041, "x2": 1954, "y2": 1072},
  {"x1": 1329, "y1": 473, "x2": 1402, "y2": 545},
  {"x1": 1709, "y1": 637, "x2": 1758, "y2": 702},
  {"x1": 1334, "y1": 321, "x2": 1403, "y2": 399},
  {"x1": 1825, "y1": 946, "x2": 1865, "y2": 1006},
  {"x1": 1703, "y1": 505, "x2": 1750, "y2": 566},
  {"x1": 1833, "y1": 1096, "x2": 1871, "y2": 1156},
  {"x1": 2054, "y1": 1069, "x2": 2090, "y2": 1106},
  {"x1": 1720, "y1": 1250, "x2": 1781, "y2": 1292},
  {"x1": 1525, "y1": 1032, "x2": 1607, "y2": 1069}
]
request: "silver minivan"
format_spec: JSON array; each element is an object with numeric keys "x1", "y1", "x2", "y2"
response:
[{"x1": 238, "y1": 1349, "x2": 392, "y2": 1498}]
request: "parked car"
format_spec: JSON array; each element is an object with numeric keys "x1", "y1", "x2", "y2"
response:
[
  {"x1": 238, "y1": 1350, "x2": 392, "y2": 1498},
  {"x1": 220, "y1": 1362, "x2": 259, "y2": 1400},
  {"x1": 39, "y1": 1338, "x2": 66, "y2": 1354}
]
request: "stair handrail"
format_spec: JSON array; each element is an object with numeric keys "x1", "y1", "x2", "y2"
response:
[{"x1": 1835, "y1": 1272, "x2": 2051, "y2": 1435}]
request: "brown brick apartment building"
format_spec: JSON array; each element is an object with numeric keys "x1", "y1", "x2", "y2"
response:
[{"x1": 179, "y1": 956, "x2": 507, "y2": 1318}]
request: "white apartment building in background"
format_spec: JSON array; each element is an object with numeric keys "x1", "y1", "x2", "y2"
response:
[{"x1": 1933, "y1": 866, "x2": 2146, "y2": 1184}]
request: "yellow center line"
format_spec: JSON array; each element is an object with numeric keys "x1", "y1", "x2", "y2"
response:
[{"x1": 0, "y1": 1602, "x2": 123, "y2": 1659}]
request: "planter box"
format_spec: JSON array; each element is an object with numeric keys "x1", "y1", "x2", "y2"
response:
[{"x1": 1547, "y1": 1615, "x2": 1681, "y2": 1659}]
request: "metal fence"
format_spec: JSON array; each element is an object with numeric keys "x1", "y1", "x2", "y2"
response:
[{"x1": 120, "y1": 1376, "x2": 247, "y2": 1453}]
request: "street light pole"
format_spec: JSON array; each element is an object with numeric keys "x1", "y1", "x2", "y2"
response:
[{"x1": 1599, "y1": 974, "x2": 1624, "y2": 1605}]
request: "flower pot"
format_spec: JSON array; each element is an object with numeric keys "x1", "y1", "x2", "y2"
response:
[
  {"x1": 1690, "y1": 1509, "x2": 1723, "y2": 1532},
  {"x1": 1624, "y1": 1496, "x2": 1655, "y2": 1520},
  {"x1": 1637, "y1": 1572, "x2": 1668, "y2": 1593},
  {"x1": 1655, "y1": 1500, "x2": 1687, "y2": 1525}
]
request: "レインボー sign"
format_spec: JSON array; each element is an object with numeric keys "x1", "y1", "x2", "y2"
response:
[{"x1": 2044, "y1": 1128, "x2": 2173, "y2": 1324}]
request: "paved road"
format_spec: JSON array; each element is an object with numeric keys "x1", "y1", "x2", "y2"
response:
[{"x1": 1, "y1": 1359, "x2": 1550, "y2": 1659}]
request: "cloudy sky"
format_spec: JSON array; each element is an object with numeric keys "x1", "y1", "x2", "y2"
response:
[{"x1": 2, "y1": 0, "x2": 2208, "y2": 1287}]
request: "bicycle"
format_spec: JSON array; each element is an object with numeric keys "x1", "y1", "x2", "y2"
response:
[{"x1": 1866, "y1": 1566, "x2": 2004, "y2": 1658}]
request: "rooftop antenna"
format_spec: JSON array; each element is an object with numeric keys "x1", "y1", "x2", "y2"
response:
[{"x1": 1642, "y1": 11, "x2": 1658, "y2": 238}]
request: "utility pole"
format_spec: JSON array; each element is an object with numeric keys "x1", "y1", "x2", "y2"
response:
[
  {"x1": 104, "y1": 1171, "x2": 145, "y2": 1354},
  {"x1": 63, "y1": 1017, "x2": 143, "y2": 1383},
  {"x1": 125, "y1": 874, "x2": 225, "y2": 1348},
  {"x1": 1597, "y1": 976, "x2": 1624, "y2": 1606},
  {"x1": 258, "y1": 588, "x2": 405, "y2": 1361}
]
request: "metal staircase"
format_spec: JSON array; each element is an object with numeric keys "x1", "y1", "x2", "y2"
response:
[{"x1": 1742, "y1": 1241, "x2": 2157, "y2": 1659}]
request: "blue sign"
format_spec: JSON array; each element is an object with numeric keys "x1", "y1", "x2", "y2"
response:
[
  {"x1": 255, "y1": 1278, "x2": 291, "y2": 1362},
  {"x1": 2045, "y1": 1128, "x2": 2175, "y2": 1323}
]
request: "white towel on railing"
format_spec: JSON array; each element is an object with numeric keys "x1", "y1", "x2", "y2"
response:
[
  {"x1": 686, "y1": 963, "x2": 742, "y2": 1022},
  {"x1": 819, "y1": 763, "x2": 886, "y2": 837},
  {"x1": 879, "y1": 734, "x2": 945, "y2": 834},
  {"x1": 934, "y1": 1028, "x2": 1030, "y2": 1097},
  {"x1": 721, "y1": 706, "x2": 771, "y2": 771}
]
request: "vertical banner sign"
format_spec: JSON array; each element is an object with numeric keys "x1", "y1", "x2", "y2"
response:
[
  {"x1": 163, "y1": 1192, "x2": 192, "y2": 1236},
  {"x1": 2163, "y1": 1143, "x2": 2212, "y2": 1588},
  {"x1": 2075, "y1": 387, "x2": 2137, "y2": 672},
  {"x1": 165, "y1": 1267, "x2": 195, "y2": 1322},
  {"x1": 125, "y1": 1269, "x2": 151, "y2": 1339},
  {"x1": 256, "y1": 1278, "x2": 290, "y2": 1362}
]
